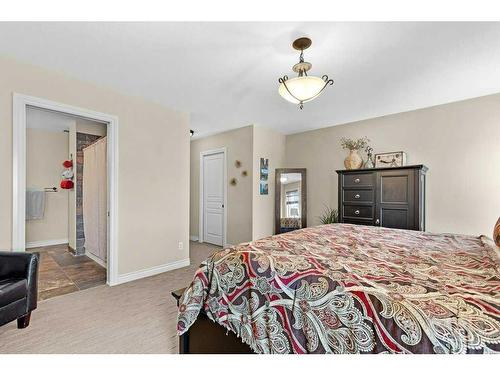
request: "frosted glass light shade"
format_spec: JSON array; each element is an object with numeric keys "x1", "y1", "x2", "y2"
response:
[{"x1": 278, "y1": 76, "x2": 327, "y2": 104}]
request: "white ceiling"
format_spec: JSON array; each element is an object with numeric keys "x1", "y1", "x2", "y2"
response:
[
  {"x1": 26, "y1": 106, "x2": 107, "y2": 132},
  {"x1": 26, "y1": 107, "x2": 75, "y2": 132},
  {"x1": 3, "y1": 22, "x2": 500, "y2": 138}
]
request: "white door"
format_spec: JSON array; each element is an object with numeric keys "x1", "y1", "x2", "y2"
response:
[{"x1": 203, "y1": 152, "x2": 224, "y2": 246}]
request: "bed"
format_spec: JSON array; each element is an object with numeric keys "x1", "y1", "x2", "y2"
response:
[{"x1": 176, "y1": 223, "x2": 500, "y2": 354}]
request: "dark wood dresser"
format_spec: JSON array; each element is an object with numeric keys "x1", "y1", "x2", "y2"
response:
[{"x1": 336, "y1": 165, "x2": 427, "y2": 231}]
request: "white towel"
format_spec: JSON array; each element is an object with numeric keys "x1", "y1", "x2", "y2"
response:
[{"x1": 26, "y1": 189, "x2": 45, "y2": 220}]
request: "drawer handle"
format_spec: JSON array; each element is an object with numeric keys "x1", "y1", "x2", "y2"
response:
[
  {"x1": 354, "y1": 178, "x2": 360, "y2": 183},
  {"x1": 354, "y1": 194, "x2": 360, "y2": 199},
  {"x1": 354, "y1": 210, "x2": 360, "y2": 215}
]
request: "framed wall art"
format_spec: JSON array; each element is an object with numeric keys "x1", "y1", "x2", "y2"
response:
[
  {"x1": 259, "y1": 158, "x2": 269, "y2": 195},
  {"x1": 374, "y1": 151, "x2": 407, "y2": 168}
]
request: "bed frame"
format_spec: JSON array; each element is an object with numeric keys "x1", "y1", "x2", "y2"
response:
[{"x1": 172, "y1": 288, "x2": 254, "y2": 354}]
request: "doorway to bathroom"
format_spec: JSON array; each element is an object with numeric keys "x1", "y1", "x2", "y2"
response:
[{"x1": 12, "y1": 94, "x2": 119, "y2": 299}]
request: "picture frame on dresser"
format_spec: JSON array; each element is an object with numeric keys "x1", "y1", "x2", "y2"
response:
[{"x1": 374, "y1": 151, "x2": 407, "y2": 168}]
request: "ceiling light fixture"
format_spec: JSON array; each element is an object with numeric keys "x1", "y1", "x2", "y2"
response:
[{"x1": 278, "y1": 37, "x2": 334, "y2": 109}]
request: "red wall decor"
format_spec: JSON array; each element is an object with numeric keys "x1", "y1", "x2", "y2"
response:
[
  {"x1": 60, "y1": 157, "x2": 74, "y2": 189},
  {"x1": 60, "y1": 179, "x2": 74, "y2": 189}
]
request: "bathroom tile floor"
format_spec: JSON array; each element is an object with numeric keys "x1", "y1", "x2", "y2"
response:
[{"x1": 27, "y1": 244, "x2": 106, "y2": 301}]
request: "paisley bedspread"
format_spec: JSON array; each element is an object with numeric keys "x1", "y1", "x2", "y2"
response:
[{"x1": 177, "y1": 224, "x2": 500, "y2": 354}]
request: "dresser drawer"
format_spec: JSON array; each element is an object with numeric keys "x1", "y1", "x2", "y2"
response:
[
  {"x1": 342, "y1": 172, "x2": 374, "y2": 187},
  {"x1": 343, "y1": 218, "x2": 374, "y2": 226},
  {"x1": 343, "y1": 204, "x2": 374, "y2": 220},
  {"x1": 343, "y1": 189, "x2": 374, "y2": 203}
]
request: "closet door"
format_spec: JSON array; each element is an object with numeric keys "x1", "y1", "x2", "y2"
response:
[
  {"x1": 96, "y1": 138, "x2": 107, "y2": 262},
  {"x1": 83, "y1": 144, "x2": 99, "y2": 259},
  {"x1": 375, "y1": 169, "x2": 415, "y2": 230}
]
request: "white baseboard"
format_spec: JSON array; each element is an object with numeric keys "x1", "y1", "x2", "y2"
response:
[
  {"x1": 115, "y1": 258, "x2": 190, "y2": 285},
  {"x1": 26, "y1": 238, "x2": 68, "y2": 249},
  {"x1": 189, "y1": 235, "x2": 199, "y2": 242}
]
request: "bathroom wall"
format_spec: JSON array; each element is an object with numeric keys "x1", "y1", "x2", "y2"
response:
[{"x1": 26, "y1": 128, "x2": 69, "y2": 246}]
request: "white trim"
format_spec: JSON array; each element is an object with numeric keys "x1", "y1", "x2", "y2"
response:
[
  {"x1": 189, "y1": 235, "x2": 199, "y2": 242},
  {"x1": 12, "y1": 95, "x2": 26, "y2": 253},
  {"x1": 26, "y1": 238, "x2": 68, "y2": 249},
  {"x1": 199, "y1": 147, "x2": 227, "y2": 248},
  {"x1": 85, "y1": 250, "x2": 107, "y2": 268},
  {"x1": 12, "y1": 93, "x2": 120, "y2": 286},
  {"x1": 115, "y1": 258, "x2": 190, "y2": 285}
]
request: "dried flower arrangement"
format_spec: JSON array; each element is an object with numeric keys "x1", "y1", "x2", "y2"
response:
[{"x1": 340, "y1": 136, "x2": 370, "y2": 151}]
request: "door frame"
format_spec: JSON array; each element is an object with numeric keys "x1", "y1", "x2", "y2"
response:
[
  {"x1": 12, "y1": 93, "x2": 120, "y2": 286},
  {"x1": 199, "y1": 148, "x2": 227, "y2": 247}
]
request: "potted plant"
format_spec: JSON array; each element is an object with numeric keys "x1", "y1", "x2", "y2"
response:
[
  {"x1": 318, "y1": 205, "x2": 339, "y2": 225},
  {"x1": 340, "y1": 136, "x2": 369, "y2": 170}
]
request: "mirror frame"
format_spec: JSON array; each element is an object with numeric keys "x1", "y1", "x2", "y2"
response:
[{"x1": 275, "y1": 168, "x2": 307, "y2": 234}]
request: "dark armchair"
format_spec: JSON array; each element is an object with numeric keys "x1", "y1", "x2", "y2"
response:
[{"x1": 0, "y1": 251, "x2": 39, "y2": 328}]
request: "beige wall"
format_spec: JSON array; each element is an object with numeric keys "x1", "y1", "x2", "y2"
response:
[
  {"x1": 68, "y1": 119, "x2": 107, "y2": 249},
  {"x1": 286, "y1": 93, "x2": 500, "y2": 237},
  {"x1": 26, "y1": 129, "x2": 69, "y2": 244},
  {"x1": 252, "y1": 125, "x2": 285, "y2": 240},
  {"x1": 0, "y1": 56, "x2": 190, "y2": 276},
  {"x1": 190, "y1": 126, "x2": 253, "y2": 245}
]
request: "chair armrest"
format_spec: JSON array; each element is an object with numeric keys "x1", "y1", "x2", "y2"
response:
[{"x1": 0, "y1": 251, "x2": 39, "y2": 311}]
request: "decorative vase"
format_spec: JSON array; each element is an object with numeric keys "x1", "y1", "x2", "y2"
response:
[
  {"x1": 364, "y1": 154, "x2": 375, "y2": 169},
  {"x1": 344, "y1": 149, "x2": 363, "y2": 170}
]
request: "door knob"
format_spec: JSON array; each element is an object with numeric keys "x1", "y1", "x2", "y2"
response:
[
  {"x1": 354, "y1": 178, "x2": 360, "y2": 183},
  {"x1": 354, "y1": 210, "x2": 360, "y2": 215},
  {"x1": 375, "y1": 219, "x2": 380, "y2": 225},
  {"x1": 354, "y1": 194, "x2": 360, "y2": 199}
]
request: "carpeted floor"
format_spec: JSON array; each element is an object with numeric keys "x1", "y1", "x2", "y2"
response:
[{"x1": 0, "y1": 241, "x2": 218, "y2": 354}]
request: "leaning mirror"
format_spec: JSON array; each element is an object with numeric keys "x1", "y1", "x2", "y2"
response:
[{"x1": 275, "y1": 168, "x2": 307, "y2": 234}]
